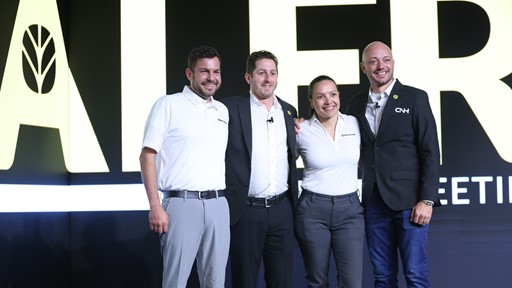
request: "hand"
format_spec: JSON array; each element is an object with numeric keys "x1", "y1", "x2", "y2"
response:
[
  {"x1": 148, "y1": 206, "x2": 169, "y2": 234},
  {"x1": 410, "y1": 201, "x2": 433, "y2": 226},
  {"x1": 294, "y1": 117, "x2": 305, "y2": 134}
]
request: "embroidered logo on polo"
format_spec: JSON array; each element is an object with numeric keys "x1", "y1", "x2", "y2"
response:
[{"x1": 0, "y1": 0, "x2": 108, "y2": 172}]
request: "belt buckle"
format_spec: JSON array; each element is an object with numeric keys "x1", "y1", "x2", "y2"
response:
[
  {"x1": 265, "y1": 197, "x2": 270, "y2": 208},
  {"x1": 198, "y1": 191, "x2": 202, "y2": 200}
]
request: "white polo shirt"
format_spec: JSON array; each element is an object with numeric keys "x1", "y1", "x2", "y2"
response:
[
  {"x1": 142, "y1": 85, "x2": 229, "y2": 192},
  {"x1": 296, "y1": 112, "x2": 360, "y2": 195}
]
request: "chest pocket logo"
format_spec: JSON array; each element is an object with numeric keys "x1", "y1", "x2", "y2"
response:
[{"x1": 395, "y1": 107, "x2": 410, "y2": 114}]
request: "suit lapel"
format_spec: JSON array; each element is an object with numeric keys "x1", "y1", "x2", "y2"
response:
[
  {"x1": 238, "y1": 95, "x2": 252, "y2": 155},
  {"x1": 378, "y1": 80, "x2": 403, "y2": 135},
  {"x1": 275, "y1": 98, "x2": 293, "y2": 153},
  {"x1": 356, "y1": 93, "x2": 375, "y2": 141}
]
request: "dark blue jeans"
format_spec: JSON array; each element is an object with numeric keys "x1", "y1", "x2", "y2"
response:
[{"x1": 365, "y1": 191, "x2": 431, "y2": 288}]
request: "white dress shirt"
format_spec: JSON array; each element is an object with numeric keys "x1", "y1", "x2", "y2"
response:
[
  {"x1": 248, "y1": 92, "x2": 289, "y2": 198},
  {"x1": 366, "y1": 79, "x2": 396, "y2": 134}
]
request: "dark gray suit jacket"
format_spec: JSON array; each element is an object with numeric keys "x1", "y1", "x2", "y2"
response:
[
  {"x1": 221, "y1": 93, "x2": 299, "y2": 225},
  {"x1": 346, "y1": 79, "x2": 441, "y2": 210}
]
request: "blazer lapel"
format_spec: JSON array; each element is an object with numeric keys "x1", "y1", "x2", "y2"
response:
[
  {"x1": 356, "y1": 94, "x2": 375, "y2": 141},
  {"x1": 238, "y1": 95, "x2": 252, "y2": 155},
  {"x1": 378, "y1": 80, "x2": 403, "y2": 135},
  {"x1": 279, "y1": 99, "x2": 296, "y2": 157}
]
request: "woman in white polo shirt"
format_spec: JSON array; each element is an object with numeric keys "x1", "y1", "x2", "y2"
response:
[{"x1": 295, "y1": 75, "x2": 365, "y2": 288}]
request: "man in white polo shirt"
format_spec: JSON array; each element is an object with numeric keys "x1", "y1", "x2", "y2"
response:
[{"x1": 139, "y1": 45, "x2": 230, "y2": 288}]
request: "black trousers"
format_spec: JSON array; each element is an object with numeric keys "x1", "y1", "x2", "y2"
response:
[{"x1": 230, "y1": 199, "x2": 294, "y2": 288}]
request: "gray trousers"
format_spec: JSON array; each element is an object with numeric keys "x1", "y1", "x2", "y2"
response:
[
  {"x1": 295, "y1": 190, "x2": 365, "y2": 288},
  {"x1": 160, "y1": 196, "x2": 230, "y2": 288}
]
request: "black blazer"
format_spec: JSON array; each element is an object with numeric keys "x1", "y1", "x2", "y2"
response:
[
  {"x1": 345, "y1": 80, "x2": 441, "y2": 211},
  {"x1": 221, "y1": 93, "x2": 299, "y2": 225}
]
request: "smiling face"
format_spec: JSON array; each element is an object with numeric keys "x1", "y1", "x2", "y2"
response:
[
  {"x1": 361, "y1": 41, "x2": 395, "y2": 93},
  {"x1": 310, "y1": 79, "x2": 340, "y2": 122},
  {"x1": 186, "y1": 57, "x2": 222, "y2": 100},
  {"x1": 245, "y1": 58, "x2": 278, "y2": 101}
]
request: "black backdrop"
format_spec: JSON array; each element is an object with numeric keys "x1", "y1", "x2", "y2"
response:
[{"x1": 1, "y1": 0, "x2": 512, "y2": 287}]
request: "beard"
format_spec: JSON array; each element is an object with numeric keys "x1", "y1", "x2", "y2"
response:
[{"x1": 193, "y1": 80, "x2": 220, "y2": 99}]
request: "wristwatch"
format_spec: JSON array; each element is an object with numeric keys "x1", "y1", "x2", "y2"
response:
[{"x1": 422, "y1": 200, "x2": 434, "y2": 206}]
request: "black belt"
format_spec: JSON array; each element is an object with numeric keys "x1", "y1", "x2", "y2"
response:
[
  {"x1": 166, "y1": 190, "x2": 225, "y2": 200},
  {"x1": 247, "y1": 193, "x2": 288, "y2": 208},
  {"x1": 301, "y1": 189, "x2": 359, "y2": 200}
]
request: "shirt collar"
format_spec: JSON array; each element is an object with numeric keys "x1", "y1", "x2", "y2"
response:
[
  {"x1": 367, "y1": 78, "x2": 397, "y2": 103},
  {"x1": 310, "y1": 112, "x2": 345, "y2": 126},
  {"x1": 183, "y1": 85, "x2": 218, "y2": 109},
  {"x1": 249, "y1": 91, "x2": 282, "y2": 110}
]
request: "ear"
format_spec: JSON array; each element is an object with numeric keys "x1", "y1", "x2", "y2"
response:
[
  {"x1": 185, "y1": 68, "x2": 192, "y2": 81},
  {"x1": 360, "y1": 63, "x2": 367, "y2": 75},
  {"x1": 244, "y1": 72, "x2": 251, "y2": 84}
]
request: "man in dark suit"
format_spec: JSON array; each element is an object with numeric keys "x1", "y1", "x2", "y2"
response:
[
  {"x1": 222, "y1": 50, "x2": 299, "y2": 288},
  {"x1": 346, "y1": 41, "x2": 441, "y2": 288}
]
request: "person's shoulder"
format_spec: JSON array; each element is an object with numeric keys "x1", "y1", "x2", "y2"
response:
[
  {"x1": 344, "y1": 90, "x2": 367, "y2": 112},
  {"x1": 152, "y1": 92, "x2": 181, "y2": 106},
  {"x1": 276, "y1": 96, "x2": 293, "y2": 106},
  {"x1": 341, "y1": 113, "x2": 359, "y2": 124},
  {"x1": 219, "y1": 94, "x2": 249, "y2": 109},
  {"x1": 346, "y1": 89, "x2": 367, "y2": 102},
  {"x1": 219, "y1": 93, "x2": 248, "y2": 102},
  {"x1": 341, "y1": 112, "x2": 357, "y2": 120},
  {"x1": 400, "y1": 84, "x2": 424, "y2": 94},
  {"x1": 212, "y1": 98, "x2": 228, "y2": 110},
  {"x1": 275, "y1": 96, "x2": 297, "y2": 115},
  {"x1": 394, "y1": 79, "x2": 427, "y2": 95}
]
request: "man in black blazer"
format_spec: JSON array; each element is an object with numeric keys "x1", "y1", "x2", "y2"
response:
[
  {"x1": 222, "y1": 50, "x2": 299, "y2": 288},
  {"x1": 346, "y1": 41, "x2": 441, "y2": 288}
]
